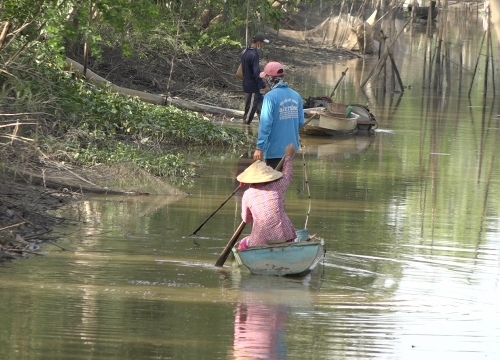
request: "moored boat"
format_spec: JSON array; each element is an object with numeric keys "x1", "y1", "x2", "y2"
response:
[
  {"x1": 302, "y1": 108, "x2": 358, "y2": 136},
  {"x1": 232, "y1": 239, "x2": 325, "y2": 276},
  {"x1": 303, "y1": 99, "x2": 377, "y2": 135}
]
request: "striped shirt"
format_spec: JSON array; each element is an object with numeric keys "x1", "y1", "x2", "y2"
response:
[{"x1": 240, "y1": 155, "x2": 295, "y2": 247}]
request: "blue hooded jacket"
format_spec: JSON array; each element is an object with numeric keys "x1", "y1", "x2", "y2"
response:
[
  {"x1": 240, "y1": 47, "x2": 266, "y2": 93},
  {"x1": 257, "y1": 83, "x2": 305, "y2": 159}
]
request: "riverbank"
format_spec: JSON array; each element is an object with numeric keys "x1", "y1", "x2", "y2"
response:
[
  {"x1": 0, "y1": 34, "x2": 358, "y2": 264},
  {"x1": 86, "y1": 36, "x2": 358, "y2": 114},
  {"x1": 0, "y1": 181, "x2": 76, "y2": 263}
]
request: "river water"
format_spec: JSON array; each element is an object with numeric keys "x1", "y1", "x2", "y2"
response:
[{"x1": 1, "y1": 9, "x2": 500, "y2": 360}]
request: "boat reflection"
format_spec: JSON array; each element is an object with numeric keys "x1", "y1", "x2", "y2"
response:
[
  {"x1": 229, "y1": 271, "x2": 321, "y2": 359},
  {"x1": 300, "y1": 134, "x2": 375, "y2": 161},
  {"x1": 232, "y1": 134, "x2": 375, "y2": 185}
]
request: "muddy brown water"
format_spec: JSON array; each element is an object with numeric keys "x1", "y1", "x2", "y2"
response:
[{"x1": 1, "y1": 12, "x2": 500, "y2": 360}]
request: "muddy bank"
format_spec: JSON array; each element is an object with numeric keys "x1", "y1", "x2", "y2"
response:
[
  {"x1": 83, "y1": 36, "x2": 358, "y2": 113},
  {"x1": 0, "y1": 180, "x2": 76, "y2": 264}
]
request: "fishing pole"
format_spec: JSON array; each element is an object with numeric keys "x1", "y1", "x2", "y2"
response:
[
  {"x1": 299, "y1": 138, "x2": 311, "y2": 230},
  {"x1": 189, "y1": 182, "x2": 245, "y2": 236}
]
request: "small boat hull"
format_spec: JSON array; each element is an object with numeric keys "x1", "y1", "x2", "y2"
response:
[
  {"x1": 302, "y1": 103, "x2": 377, "y2": 136},
  {"x1": 302, "y1": 109, "x2": 358, "y2": 135},
  {"x1": 232, "y1": 239, "x2": 325, "y2": 276}
]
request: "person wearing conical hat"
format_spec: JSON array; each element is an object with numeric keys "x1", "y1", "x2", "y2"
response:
[{"x1": 236, "y1": 144, "x2": 296, "y2": 250}]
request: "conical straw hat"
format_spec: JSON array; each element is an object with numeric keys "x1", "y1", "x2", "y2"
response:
[{"x1": 236, "y1": 160, "x2": 282, "y2": 184}]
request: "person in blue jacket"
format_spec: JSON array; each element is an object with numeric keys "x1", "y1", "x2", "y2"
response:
[
  {"x1": 253, "y1": 61, "x2": 304, "y2": 169},
  {"x1": 241, "y1": 34, "x2": 270, "y2": 125}
]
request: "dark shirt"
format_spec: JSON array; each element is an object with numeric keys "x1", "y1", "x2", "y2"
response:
[{"x1": 240, "y1": 47, "x2": 266, "y2": 94}]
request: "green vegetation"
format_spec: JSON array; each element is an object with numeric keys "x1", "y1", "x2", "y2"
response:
[
  {"x1": 0, "y1": 0, "x2": 312, "y2": 184},
  {"x1": 1, "y1": 56, "x2": 253, "y2": 183}
]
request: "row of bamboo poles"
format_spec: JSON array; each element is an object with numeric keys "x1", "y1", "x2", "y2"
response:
[{"x1": 360, "y1": 0, "x2": 496, "y2": 101}]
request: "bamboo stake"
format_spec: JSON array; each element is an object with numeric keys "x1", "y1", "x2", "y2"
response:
[
  {"x1": 431, "y1": 39, "x2": 442, "y2": 90},
  {"x1": 245, "y1": 0, "x2": 250, "y2": 46},
  {"x1": 445, "y1": 40, "x2": 451, "y2": 96},
  {"x1": 322, "y1": 9, "x2": 334, "y2": 45},
  {"x1": 332, "y1": 0, "x2": 345, "y2": 47},
  {"x1": 458, "y1": 42, "x2": 463, "y2": 102},
  {"x1": 468, "y1": 30, "x2": 486, "y2": 97},
  {"x1": 361, "y1": 18, "x2": 410, "y2": 88},
  {"x1": 380, "y1": 30, "x2": 404, "y2": 93},
  {"x1": 339, "y1": 1, "x2": 356, "y2": 48},
  {"x1": 484, "y1": 15, "x2": 491, "y2": 97},
  {"x1": 488, "y1": 19, "x2": 495, "y2": 95}
]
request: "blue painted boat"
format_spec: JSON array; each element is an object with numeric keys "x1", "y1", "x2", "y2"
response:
[{"x1": 232, "y1": 239, "x2": 325, "y2": 276}]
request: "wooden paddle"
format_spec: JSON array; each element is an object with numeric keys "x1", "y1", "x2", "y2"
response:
[
  {"x1": 214, "y1": 156, "x2": 286, "y2": 267},
  {"x1": 214, "y1": 220, "x2": 246, "y2": 267}
]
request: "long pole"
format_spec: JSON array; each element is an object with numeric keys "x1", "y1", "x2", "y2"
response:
[
  {"x1": 330, "y1": 68, "x2": 349, "y2": 97},
  {"x1": 190, "y1": 183, "x2": 245, "y2": 236}
]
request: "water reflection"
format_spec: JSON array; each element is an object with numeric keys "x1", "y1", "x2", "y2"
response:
[
  {"x1": 1, "y1": 6, "x2": 500, "y2": 360},
  {"x1": 231, "y1": 151, "x2": 253, "y2": 194},
  {"x1": 300, "y1": 134, "x2": 375, "y2": 161},
  {"x1": 232, "y1": 299, "x2": 288, "y2": 359},
  {"x1": 230, "y1": 271, "x2": 321, "y2": 360}
]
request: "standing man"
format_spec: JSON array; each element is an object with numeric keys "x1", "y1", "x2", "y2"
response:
[
  {"x1": 241, "y1": 33, "x2": 270, "y2": 125},
  {"x1": 253, "y1": 61, "x2": 304, "y2": 169}
]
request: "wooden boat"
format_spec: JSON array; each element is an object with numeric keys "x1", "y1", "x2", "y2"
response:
[
  {"x1": 350, "y1": 104, "x2": 378, "y2": 133},
  {"x1": 68, "y1": 58, "x2": 376, "y2": 131},
  {"x1": 302, "y1": 108, "x2": 358, "y2": 136},
  {"x1": 232, "y1": 239, "x2": 325, "y2": 276},
  {"x1": 303, "y1": 98, "x2": 377, "y2": 135}
]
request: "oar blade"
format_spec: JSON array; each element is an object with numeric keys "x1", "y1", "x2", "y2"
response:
[{"x1": 215, "y1": 221, "x2": 246, "y2": 267}]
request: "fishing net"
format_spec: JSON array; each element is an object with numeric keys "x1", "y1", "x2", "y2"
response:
[
  {"x1": 76, "y1": 162, "x2": 188, "y2": 196},
  {"x1": 275, "y1": 9, "x2": 377, "y2": 54},
  {"x1": 3, "y1": 151, "x2": 187, "y2": 196}
]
